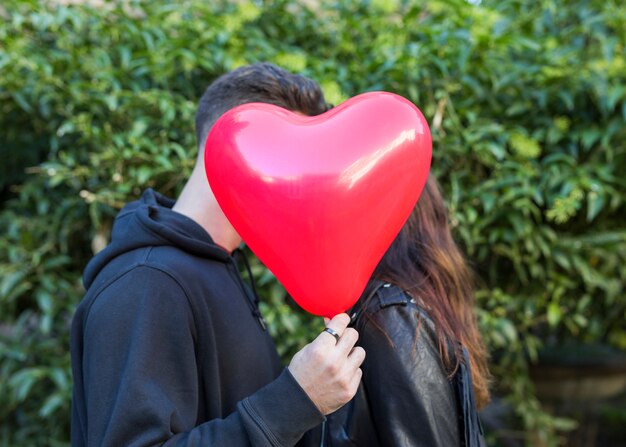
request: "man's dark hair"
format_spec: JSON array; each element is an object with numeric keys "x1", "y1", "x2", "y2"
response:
[{"x1": 195, "y1": 62, "x2": 330, "y2": 150}]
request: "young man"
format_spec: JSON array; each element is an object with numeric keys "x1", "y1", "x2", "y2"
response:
[{"x1": 70, "y1": 63, "x2": 364, "y2": 446}]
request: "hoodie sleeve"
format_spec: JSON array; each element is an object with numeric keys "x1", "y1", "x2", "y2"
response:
[{"x1": 78, "y1": 265, "x2": 322, "y2": 447}]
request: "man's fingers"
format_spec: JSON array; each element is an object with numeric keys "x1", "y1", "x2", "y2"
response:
[
  {"x1": 348, "y1": 367, "x2": 363, "y2": 394},
  {"x1": 325, "y1": 313, "x2": 350, "y2": 333},
  {"x1": 290, "y1": 313, "x2": 364, "y2": 415},
  {"x1": 317, "y1": 313, "x2": 351, "y2": 345},
  {"x1": 347, "y1": 346, "x2": 366, "y2": 368},
  {"x1": 336, "y1": 327, "x2": 359, "y2": 356}
]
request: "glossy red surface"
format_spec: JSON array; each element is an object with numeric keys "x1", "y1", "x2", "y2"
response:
[{"x1": 205, "y1": 92, "x2": 432, "y2": 316}]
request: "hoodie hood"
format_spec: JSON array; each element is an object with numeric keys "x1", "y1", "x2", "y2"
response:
[{"x1": 83, "y1": 189, "x2": 230, "y2": 289}]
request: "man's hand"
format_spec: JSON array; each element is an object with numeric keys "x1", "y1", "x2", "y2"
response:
[{"x1": 288, "y1": 313, "x2": 365, "y2": 415}]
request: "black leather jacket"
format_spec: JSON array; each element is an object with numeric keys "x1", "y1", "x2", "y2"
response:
[{"x1": 301, "y1": 283, "x2": 486, "y2": 447}]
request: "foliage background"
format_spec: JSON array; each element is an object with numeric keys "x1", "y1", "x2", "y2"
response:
[{"x1": 1, "y1": 0, "x2": 625, "y2": 445}]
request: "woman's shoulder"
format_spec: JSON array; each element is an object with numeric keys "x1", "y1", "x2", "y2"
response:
[
  {"x1": 354, "y1": 283, "x2": 441, "y2": 360},
  {"x1": 352, "y1": 283, "x2": 461, "y2": 446},
  {"x1": 356, "y1": 283, "x2": 435, "y2": 332},
  {"x1": 361, "y1": 282, "x2": 411, "y2": 310}
]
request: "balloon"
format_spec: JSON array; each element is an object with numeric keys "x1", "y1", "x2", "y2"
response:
[{"x1": 204, "y1": 92, "x2": 432, "y2": 317}]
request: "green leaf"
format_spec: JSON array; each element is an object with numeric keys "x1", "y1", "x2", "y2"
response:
[
  {"x1": 0, "y1": 271, "x2": 27, "y2": 298},
  {"x1": 39, "y1": 393, "x2": 65, "y2": 418},
  {"x1": 12, "y1": 92, "x2": 32, "y2": 113},
  {"x1": 498, "y1": 319, "x2": 518, "y2": 343},
  {"x1": 547, "y1": 302, "x2": 562, "y2": 327},
  {"x1": 586, "y1": 191, "x2": 605, "y2": 222},
  {"x1": 9, "y1": 369, "x2": 44, "y2": 402}
]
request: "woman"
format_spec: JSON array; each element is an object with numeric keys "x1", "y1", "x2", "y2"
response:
[{"x1": 321, "y1": 174, "x2": 491, "y2": 446}]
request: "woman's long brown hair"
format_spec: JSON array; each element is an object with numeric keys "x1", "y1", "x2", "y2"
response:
[{"x1": 372, "y1": 174, "x2": 491, "y2": 408}]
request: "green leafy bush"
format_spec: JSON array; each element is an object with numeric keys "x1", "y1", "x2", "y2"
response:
[{"x1": 1, "y1": 1, "x2": 624, "y2": 446}]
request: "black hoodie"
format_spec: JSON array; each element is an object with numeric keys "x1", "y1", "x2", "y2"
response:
[{"x1": 70, "y1": 189, "x2": 323, "y2": 446}]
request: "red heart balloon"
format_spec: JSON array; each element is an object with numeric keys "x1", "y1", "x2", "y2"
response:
[{"x1": 205, "y1": 92, "x2": 431, "y2": 317}]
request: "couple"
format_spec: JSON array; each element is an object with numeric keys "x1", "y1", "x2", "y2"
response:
[{"x1": 70, "y1": 63, "x2": 490, "y2": 446}]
